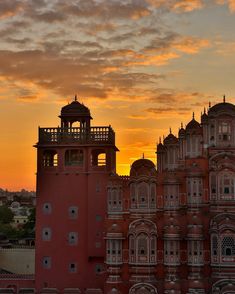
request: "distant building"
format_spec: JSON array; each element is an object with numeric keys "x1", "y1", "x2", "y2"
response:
[{"x1": 1, "y1": 97, "x2": 235, "y2": 293}]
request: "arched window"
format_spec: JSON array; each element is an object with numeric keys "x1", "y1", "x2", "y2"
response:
[
  {"x1": 43, "y1": 150, "x2": 58, "y2": 167},
  {"x1": 188, "y1": 240, "x2": 203, "y2": 265},
  {"x1": 129, "y1": 283, "x2": 158, "y2": 294},
  {"x1": 210, "y1": 173, "x2": 217, "y2": 200},
  {"x1": 210, "y1": 215, "x2": 235, "y2": 265},
  {"x1": 91, "y1": 149, "x2": 106, "y2": 166},
  {"x1": 186, "y1": 177, "x2": 203, "y2": 205},
  {"x1": 65, "y1": 149, "x2": 83, "y2": 166},
  {"x1": 219, "y1": 172, "x2": 235, "y2": 200},
  {"x1": 138, "y1": 182, "x2": 148, "y2": 208},
  {"x1": 222, "y1": 236, "x2": 235, "y2": 256},
  {"x1": 107, "y1": 187, "x2": 122, "y2": 212},
  {"x1": 164, "y1": 240, "x2": 180, "y2": 265},
  {"x1": 106, "y1": 239, "x2": 122, "y2": 264},
  {"x1": 150, "y1": 184, "x2": 156, "y2": 208},
  {"x1": 137, "y1": 233, "x2": 148, "y2": 262},
  {"x1": 128, "y1": 220, "x2": 157, "y2": 264},
  {"x1": 164, "y1": 184, "x2": 179, "y2": 209},
  {"x1": 130, "y1": 183, "x2": 136, "y2": 208},
  {"x1": 218, "y1": 121, "x2": 231, "y2": 142},
  {"x1": 186, "y1": 134, "x2": 201, "y2": 158}
]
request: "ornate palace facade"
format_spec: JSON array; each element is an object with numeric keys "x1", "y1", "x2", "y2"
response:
[{"x1": 1, "y1": 98, "x2": 235, "y2": 293}]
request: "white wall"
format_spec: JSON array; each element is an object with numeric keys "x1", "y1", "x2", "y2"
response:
[{"x1": 0, "y1": 248, "x2": 35, "y2": 274}]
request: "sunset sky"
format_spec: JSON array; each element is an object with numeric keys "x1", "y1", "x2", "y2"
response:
[{"x1": 1, "y1": 0, "x2": 235, "y2": 190}]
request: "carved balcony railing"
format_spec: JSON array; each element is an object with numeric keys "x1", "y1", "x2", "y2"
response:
[{"x1": 38, "y1": 126, "x2": 115, "y2": 145}]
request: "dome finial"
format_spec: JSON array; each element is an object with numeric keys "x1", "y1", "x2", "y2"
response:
[
  {"x1": 223, "y1": 94, "x2": 226, "y2": 103},
  {"x1": 181, "y1": 122, "x2": 183, "y2": 128},
  {"x1": 74, "y1": 94, "x2": 77, "y2": 101},
  {"x1": 142, "y1": 153, "x2": 145, "y2": 159},
  {"x1": 169, "y1": 127, "x2": 172, "y2": 134},
  {"x1": 159, "y1": 136, "x2": 161, "y2": 144},
  {"x1": 192, "y1": 112, "x2": 195, "y2": 119},
  {"x1": 209, "y1": 101, "x2": 211, "y2": 108},
  {"x1": 204, "y1": 107, "x2": 206, "y2": 114}
]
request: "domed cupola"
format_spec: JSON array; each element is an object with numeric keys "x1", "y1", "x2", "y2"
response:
[
  {"x1": 130, "y1": 158, "x2": 156, "y2": 177},
  {"x1": 186, "y1": 113, "x2": 202, "y2": 134},
  {"x1": 157, "y1": 137, "x2": 166, "y2": 152},
  {"x1": 164, "y1": 217, "x2": 181, "y2": 239},
  {"x1": 60, "y1": 95, "x2": 92, "y2": 129},
  {"x1": 178, "y1": 123, "x2": 185, "y2": 138},
  {"x1": 187, "y1": 279, "x2": 205, "y2": 290},
  {"x1": 164, "y1": 280, "x2": 181, "y2": 294},
  {"x1": 208, "y1": 96, "x2": 235, "y2": 117},
  {"x1": 201, "y1": 108, "x2": 208, "y2": 124},
  {"x1": 164, "y1": 129, "x2": 178, "y2": 145},
  {"x1": 187, "y1": 225, "x2": 203, "y2": 240}
]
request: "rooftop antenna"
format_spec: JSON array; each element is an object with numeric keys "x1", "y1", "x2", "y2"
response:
[{"x1": 223, "y1": 95, "x2": 226, "y2": 103}]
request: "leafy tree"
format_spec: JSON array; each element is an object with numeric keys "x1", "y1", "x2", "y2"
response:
[
  {"x1": 22, "y1": 208, "x2": 35, "y2": 238},
  {"x1": 0, "y1": 206, "x2": 14, "y2": 224}
]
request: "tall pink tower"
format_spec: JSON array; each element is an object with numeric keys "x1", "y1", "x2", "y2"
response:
[{"x1": 35, "y1": 97, "x2": 118, "y2": 293}]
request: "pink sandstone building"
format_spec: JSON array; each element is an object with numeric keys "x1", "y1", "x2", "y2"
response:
[{"x1": 1, "y1": 97, "x2": 235, "y2": 293}]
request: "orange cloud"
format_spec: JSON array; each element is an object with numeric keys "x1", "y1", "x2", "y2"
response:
[
  {"x1": 174, "y1": 37, "x2": 210, "y2": 54},
  {"x1": 146, "y1": 0, "x2": 203, "y2": 12},
  {"x1": 172, "y1": 0, "x2": 204, "y2": 12},
  {"x1": 216, "y1": 0, "x2": 235, "y2": 12}
]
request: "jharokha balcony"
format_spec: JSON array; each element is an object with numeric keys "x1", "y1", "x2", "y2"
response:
[{"x1": 38, "y1": 126, "x2": 115, "y2": 145}]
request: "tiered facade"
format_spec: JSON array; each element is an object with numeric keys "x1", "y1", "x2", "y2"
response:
[
  {"x1": 105, "y1": 100, "x2": 235, "y2": 294},
  {"x1": 7, "y1": 98, "x2": 234, "y2": 293}
]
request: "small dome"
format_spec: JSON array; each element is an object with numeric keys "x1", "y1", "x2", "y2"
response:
[
  {"x1": 186, "y1": 118, "x2": 201, "y2": 130},
  {"x1": 188, "y1": 279, "x2": 204, "y2": 289},
  {"x1": 164, "y1": 280, "x2": 181, "y2": 291},
  {"x1": 61, "y1": 100, "x2": 91, "y2": 117},
  {"x1": 163, "y1": 223, "x2": 180, "y2": 239},
  {"x1": 130, "y1": 158, "x2": 156, "y2": 177},
  {"x1": 178, "y1": 127, "x2": 185, "y2": 137},
  {"x1": 209, "y1": 101, "x2": 235, "y2": 116},
  {"x1": 221, "y1": 283, "x2": 235, "y2": 293},
  {"x1": 187, "y1": 225, "x2": 203, "y2": 239},
  {"x1": 187, "y1": 213, "x2": 202, "y2": 225},
  {"x1": 107, "y1": 223, "x2": 122, "y2": 234},
  {"x1": 201, "y1": 111, "x2": 208, "y2": 123},
  {"x1": 164, "y1": 133, "x2": 178, "y2": 145}
]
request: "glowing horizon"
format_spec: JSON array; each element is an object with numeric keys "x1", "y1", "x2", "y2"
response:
[{"x1": 1, "y1": 0, "x2": 235, "y2": 190}]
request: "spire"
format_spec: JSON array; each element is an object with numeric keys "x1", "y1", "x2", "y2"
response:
[
  {"x1": 169, "y1": 127, "x2": 172, "y2": 134},
  {"x1": 192, "y1": 112, "x2": 195, "y2": 119},
  {"x1": 74, "y1": 94, "x2": 77, "y2": 101},
  {"x1": 142, "y1": 153, "x2": 145, "y2": 159},
  {"x1": 223, "y1": 95, "x2": 226, "y2": 103},
  {"x1": 204, "y1": 107, "x2": 206, "y2": 114}
]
